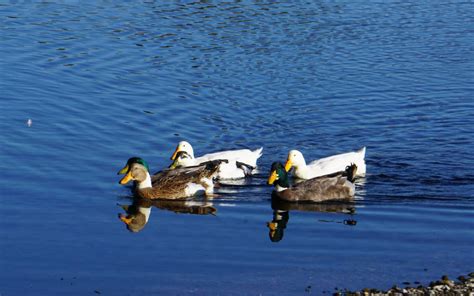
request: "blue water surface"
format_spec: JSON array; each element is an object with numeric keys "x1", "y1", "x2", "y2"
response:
[{"x1": 1, "y1": 1, "x2": 473, "y2": 295}]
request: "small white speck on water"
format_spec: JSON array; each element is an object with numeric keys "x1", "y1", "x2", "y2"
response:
[{"x1": 27, "y1": 119, "x2": 32, "y2": 127}]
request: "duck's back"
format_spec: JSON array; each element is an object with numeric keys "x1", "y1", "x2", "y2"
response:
[
  {"x1": 145, "y1": 163, "x2": 220, "y2": 199},
  {"x1": 308, "y1": 147, "x2": 366, "y2": 177},
  {"x1": 195, "y1": 147, "x2": 262, "y2": 167},
  {"x1": 277, "y1": 176, "x2": 355, "y2": 202}
]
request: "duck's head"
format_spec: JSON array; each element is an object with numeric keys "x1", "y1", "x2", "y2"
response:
[
  {"x1": 267, "y1": 211, "x2": 289, "y2": 243},
  {"x1": 284, "y1": 150, "x2": 306, "y2": 172},
  {"x1": 118, "y1": 158, "x2": 150, "y2": 185},
  {"x1": 171, "y1": 141, "x2": 194, "y2": 160},
  {"x1": 117, "y1": 157, "x2": 149, "y2": 175},
  {"x1": 118, "y1": 212, "x2": 147, "y2": 233},
  {"x1": 267, "y1": 162, "x2": 290, "y2": 188},
  {"x1": 168, "y1": 151, "x2": 192, "y2": 169}
]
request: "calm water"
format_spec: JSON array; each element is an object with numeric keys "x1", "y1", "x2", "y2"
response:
[{"x1": 1, "y1": 1, "x2": 473, "y2": 295}]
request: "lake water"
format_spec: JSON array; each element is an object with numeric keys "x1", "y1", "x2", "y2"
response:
[{"x1": 1, "y1": 1, "x2": 473, "y2": 295}]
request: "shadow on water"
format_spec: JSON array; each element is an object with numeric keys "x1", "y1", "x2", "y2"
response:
[
  {"x1": 117, "y1": 196, "x2": 216, "y2": 233},
  {"x1": 266, "y1": 194, "x2": 357, "y2": 243}
]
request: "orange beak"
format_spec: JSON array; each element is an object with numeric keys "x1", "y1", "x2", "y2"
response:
[
  {"x1": 170, "y1": 146, "x2": 181, "y2": 160},
  {"x1": 267, "y1": 222, "x2": 278, "y2": 231},
  {"x1": 119, "y1": 171, "x2": 133, "y2": 185},
  {"x1": 119, "y1": 215, "x2": 133, "y2": 225},
  {"x1": 117, "y1": 164, "x2": 129, "y2": 175},
  {"x1": 284, "y1": 159, "x2": 293, "y2": 172}
]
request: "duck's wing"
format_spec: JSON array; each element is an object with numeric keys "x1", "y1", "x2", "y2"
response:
[
  {"x1": 151, "y1": 160, "x2": 224, "y2": 188},
  {"x1": 287, "y1": 176, "x2": 354, "y2": 202},
  {"x1": 308, "y1": 148, "x2": 365, "y2": 176},
  {"x1": 195, "y1": 147, "x2": 263, "y2": 167}
]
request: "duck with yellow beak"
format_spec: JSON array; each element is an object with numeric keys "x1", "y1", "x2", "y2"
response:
[
  {"x1": 118, "y1": 157, "x2": 222, "y2": 199},
  {"x1": 267, "y1": 162, "x2": 358, "y2": 202},
  {"x1": 284, "y1": 147, "x2": 366, "y2": 180},
  {"x1": 169, "y1": 141, "x2": 263, "y2": 179}
]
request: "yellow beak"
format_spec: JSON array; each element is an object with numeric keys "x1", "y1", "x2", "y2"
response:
[
  {"x1": 267, "y1": 222, "x2": 278, "y2": 231},
  {"x1": 117, "y1": 164, "x2": 129, "y2": 175},
  {"x1": 119, "y1": 215, "x2": 133, "y2": 225},
  {"x1": 284, "y1": 159, "x2": 293, "y2": 172},
  {"x1": 267, "y1": 170, "x2": 278, "y2": 185},
  {"x1": 170, "y1": 146, "x2": 181, "y2": 160},
  {"x1": 119, "y1": 171, "x2": 133, "y2": 185}
]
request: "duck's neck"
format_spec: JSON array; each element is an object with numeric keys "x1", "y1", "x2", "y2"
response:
[
  {"x1": 181, "y1": 157, "x2": 197, "y2": 167},
  {"x1": 294, "y1": 161, "x2": 310, "y2": 179},
  {"x1": 274, "y1": 171, "x2": 290, "y2": 192},
  {"x1": 137, "y1": 172, "x2": 152, "y2": 189},
  {"x1": 138, "y1": 207, "x2": 151, "y2": 222},
  {"x1": 275, "y1": 184, "x2": 288, "y2": 192}
]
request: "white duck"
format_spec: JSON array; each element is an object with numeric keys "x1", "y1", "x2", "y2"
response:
[
  {"x1": 284, "y1": 147, "x2": 366, "y2": 180},
  {"x1": 170, "y1": 141, "x2": 263, "y2": 180}
]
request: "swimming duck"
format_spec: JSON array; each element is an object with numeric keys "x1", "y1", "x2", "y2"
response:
[
  {"x1": 284, "y1": 147, "x2": 366, "y2": 180},
  {"x1": 169, "y1": 141, "x2": 263, "y2": 179},
  {"x1": 118, "y1": 157, "x2": 222, "y2": 199},
  {"x1": 267, "y1": 162, "x2": 357, "y2": 202}
]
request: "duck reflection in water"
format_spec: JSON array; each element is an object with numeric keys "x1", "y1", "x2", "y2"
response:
[
  {"x1": 267, "y1": 194, "x2": 357, "y2": 242},
  {"x1": 118, "y1": 197, "x2": 216, "y2": 233}
]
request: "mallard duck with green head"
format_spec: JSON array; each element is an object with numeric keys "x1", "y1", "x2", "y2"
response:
[
  {"x1": 118, "y1": 157, "x2": 222, "y2": 199},
  {"x1": 267, "y1": 162, "x2": 358, "y2": 202}
]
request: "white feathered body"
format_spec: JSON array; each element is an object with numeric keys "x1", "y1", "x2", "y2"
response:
[
  {"x1": 297, "y1": 147, "x2": 366, "y2": 179},
  {"x1": 194, "y1": 147, "x2": 263, "y2": 168},
  {"x1": 172, "y1": 143, "x2": 263, "y2": 180}
]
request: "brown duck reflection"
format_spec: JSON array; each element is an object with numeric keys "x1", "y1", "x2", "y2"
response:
[
  {"x1": 118, "y1": 197, "x2": 216, "y2": 233},
  {"x1": 267, "y1": 193, "x2": 357, "y2": 242}
]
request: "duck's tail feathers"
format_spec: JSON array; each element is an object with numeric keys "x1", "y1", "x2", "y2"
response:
[
  {"x1": 204, "y1": 159, "x2": 228, "y2": 176},
  {"x1": 236, "y1": 161, "x2": 255, "y2": 176},
  {"x1": 345, "y1": 163, "x2": 358, "y2": 183},
  {"x1": 357, "y1": 146, "x2": 366, "y2": 158},
  {"x1": 254, "y1": 147, "x2": 264, "y2": 159}
]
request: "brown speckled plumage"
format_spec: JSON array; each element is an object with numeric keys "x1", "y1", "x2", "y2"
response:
[
  {"x1": 138, "y1": 161, "x2": 221, "y2": 199},
  {"x1": 275, "y1": 175, "x2": 355, "y2": 202}
]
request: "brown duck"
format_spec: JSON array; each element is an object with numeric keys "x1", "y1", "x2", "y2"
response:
[
  {"x1": 118, "y1": 157, "x2": 222, "y2": 199},
  {"x1": 267, "y1": 162, "x2": 358, "y2": 202}
]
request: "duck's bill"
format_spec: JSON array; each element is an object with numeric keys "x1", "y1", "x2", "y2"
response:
[
  {"x1": 119, "y1": 214, "x2": 132, "y2": 225},
  {"x1": 284, "y1": 160, "x2": 292, "y2": 172},
  {"x1": 117, "y1": 164, "x2": 129, "y2": 175},
  {"x1": 267, "y1": 170, "x2": 278, "y2": 185},
  {"x1": 119, "y1": 171, "x2": 133, "y2": 185},
  {"x1": 267, "y1": 222, "x2": 278, "y2": 231},
  {"x1": 170, "y1": 147, "x2": 181, "y2": 160}
]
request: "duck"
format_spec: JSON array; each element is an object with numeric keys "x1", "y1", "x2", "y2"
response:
[
  {"x1": 169, "y1": 141, "x2": 263, "y2": 179},
  {"x1": 284, "y1": 147, "x2": 366, "y2": 180},
  {"x1": 118, "y1": 157, "x2": 222, "y2": 199},
  {"x1": 267, "y1": 162, "x2": 358, "y2": 202},
  {"x1": 118, "y1": 197, "x2": 217, "y2": 233}
]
